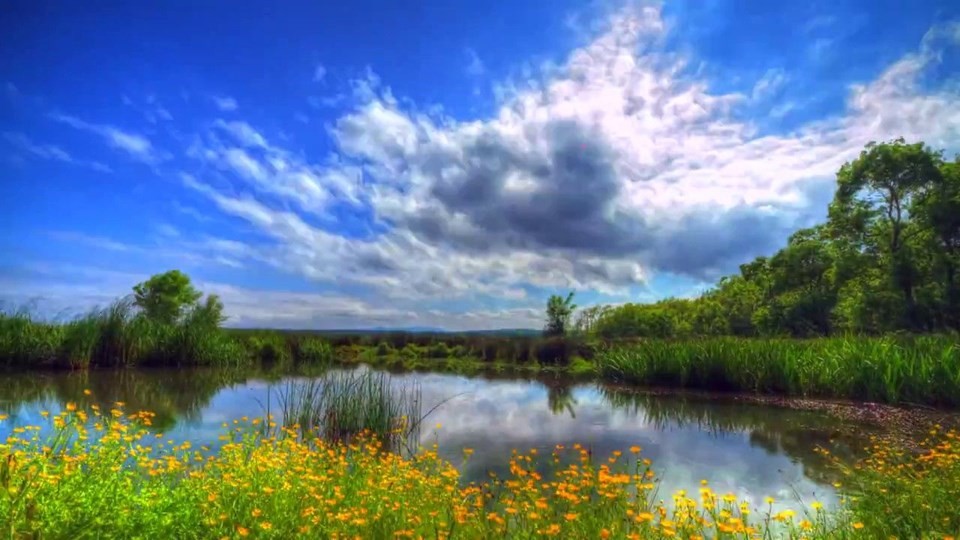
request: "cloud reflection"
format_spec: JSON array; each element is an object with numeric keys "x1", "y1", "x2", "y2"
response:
[{"x1": 0, "y1": 367, "x2": 859, "y2": 512}]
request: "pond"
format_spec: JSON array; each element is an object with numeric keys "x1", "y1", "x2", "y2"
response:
[{"x1": 0, "y1": 365, "x2": 872, "y2": 514}]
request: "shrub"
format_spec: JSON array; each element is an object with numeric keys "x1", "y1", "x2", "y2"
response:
[{"x1": 295, "y1": 338, "x2": 333, "y2": 364}]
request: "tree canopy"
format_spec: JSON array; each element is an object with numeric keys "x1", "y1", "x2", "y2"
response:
[
  {"x1": 583, "y1": 139, "x2": 959, "y2": 339},
  {"x1": 544, "y1": 292, "x2": 577, "y2": 337},
  {"x1": 132, "y1": 270, "x2": 204, "y2": 325}
]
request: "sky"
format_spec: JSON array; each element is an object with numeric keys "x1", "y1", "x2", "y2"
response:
[{"x1": 1, "y1": 0, "x2": 959, "y2": 330}]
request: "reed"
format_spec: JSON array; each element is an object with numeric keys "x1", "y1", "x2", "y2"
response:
[
  {"x1": 596, "y1": 336, "x2": 960, "y2": 406},
  {"x1": 262, "y1": 370, "x2": 425, "y2": 453}
]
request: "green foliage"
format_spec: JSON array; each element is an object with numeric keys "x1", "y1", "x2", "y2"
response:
[
  {"x1": 3, "y1": 403, "x2": 955, "y2": 538},
  {"x1": 580, "y1": 139, "x2": 960, "y2": 338},
  {"x1": 266, "y1": 370, "x2": 422, "y2": 450},
  {"x1": 544, "y1": 292, "x2": 577, "y2": 337},
  {"x1": 132, "y1": 270, "x2": 203, "y2": 325},
  {"x1": 248, "y1": 333, "x2": 292, "y2": 366},
  {"x1": 294, "y1": 338, "x2": 333, "y2": 364},
  {"x1": 1, "y1": 302, "x2": 277, "y2": 369},
  {"x1": 597, "y1": 336, "x2": 960, "y2": 406}
]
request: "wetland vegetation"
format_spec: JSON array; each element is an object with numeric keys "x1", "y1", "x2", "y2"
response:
[{"x1": 2, "y1": 140, "x2": 959, "y2": 537}]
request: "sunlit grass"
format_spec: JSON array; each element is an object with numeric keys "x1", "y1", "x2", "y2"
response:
[
  {"x1": 262, "y1": 370, "x2": 424, "y2": 453},
  {"x1": 0, "y1": 303, "x2": 335, "y2": 370},
  {"x1": 3, "y1": 399, "x2": 956, "y2": 538},
  {"x1": 827, "y1": 425, "x2": 960, "y2": 539},
  {"x1": 597, "y1": 336, "x2": 960, "y2": 406}
]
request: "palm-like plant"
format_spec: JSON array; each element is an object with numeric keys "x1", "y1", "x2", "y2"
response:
[{"x1": 544, "y1": 292, "x2": 577, "y2": 337}]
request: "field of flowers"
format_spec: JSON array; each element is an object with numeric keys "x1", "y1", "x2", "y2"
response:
[{"x1": 1, "y1": 400, "x2": 958, "y2": 539}]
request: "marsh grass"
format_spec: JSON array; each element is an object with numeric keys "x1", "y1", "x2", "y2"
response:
[
  {"x1": 260, "y1": 370, "x2": 441, "y2": 454},
  {"x1": 4, "y1": 302, "x2": 960, "y2": 408},
  {"x1": 0, "y1": 301, "x2": 352, "y2": 371},
  {"x1": 597, "y1": 336, "x2": 960, "y2": 406}
]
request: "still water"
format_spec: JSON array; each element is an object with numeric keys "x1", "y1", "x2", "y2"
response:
[{"x1": 0, "y1": 366, "x2": 870, "y2": 512}]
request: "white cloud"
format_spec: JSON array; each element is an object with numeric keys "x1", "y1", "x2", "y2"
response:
[
  {"x1": 0, "y1": 263, "x2": 543, "y2": 330},
  {"x1": 24, "y1": 6, "x2": 959, "y2": 329},
  {"x1": 313, "y1": 63, "x2": 327, "y2": 82},
  {"x1": 172, "y1": 7, "x2": 960, "y2": 313},
  {"x1": 155, "y1": 223, "x2": 180, "y2": 238},
  {"x1": 465, "y1": 48, "x2": 485, "y2": 77},
  {"x1": 807, "y1": 38, "x2": 834, "y2": 62},
  {"x1": 172, "y1": 201, "x2": 212, "y2": 223},
  {"x1": 2, "y1": 132, "x2": 112, "y2": 172},
  {"x1": 48, "y1": 113, "x2": 159, "y2": 163},
  {"x1": 213, "y1": 95, "x2": 238, "y2": 111},
  {"x1": 802, "y1": 15, "x2": 836, "y2": 35},
  {"x1": 214, "y1": 120, "x2": 268, "y2": 148},
  {"x1": 751, "y1": 68, "x2": 787, "y2": 101}
]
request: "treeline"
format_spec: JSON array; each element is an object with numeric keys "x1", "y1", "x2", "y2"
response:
[
  {"x1": 578, "y1": 139, "x2": 960, "y2": 338},
  {"x1": 232, "y1": 329, "x2": 594, "y2": 366}
]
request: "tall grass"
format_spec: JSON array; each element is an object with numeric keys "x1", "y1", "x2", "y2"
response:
[
  {"x1": 0, "y1": 300, "x2": 345, "y2": 370},
  {"x1": 0, "y1": 300, "x2": 247, "y2": 369},
  {"x1": 262, "y1": 370, "x2": 425, "y2": 453},
  {"x1": 5, "y1": 302, "x2": 960, "y2": 408},
  {"x1": 597, "y1": 336, "x2": 960, "y2": 406}
]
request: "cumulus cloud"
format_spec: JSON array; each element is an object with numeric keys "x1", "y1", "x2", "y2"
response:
[
  {"x1": 0, "y1": 263, "x2": 544, "y2": 329},
  {"x1": 171, "y1": 6, "x2": 960, "y2": 310},
  {"x1": 8, "y1": 5, "x2": 956, "y2": 330}
]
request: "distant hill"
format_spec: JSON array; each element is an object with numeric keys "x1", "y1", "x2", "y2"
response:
[
  {"x1": 230, "y1": 326, "x2": 541, "y2": 336},
  {"x1": 457, "y1": 328, "x2": 541, "y2": 337}
]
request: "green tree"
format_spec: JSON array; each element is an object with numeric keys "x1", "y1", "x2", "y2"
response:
[
  {"x1": 572, "y1": 305, "x2": 610, "y2": 335},
  {"x1": 544, "y1": 292, "x2": 577, "y2": 337},
  {"x1": 913, "y1": 158, "x2": 960, "y2": 329},
  {"x1": 829, "y1": 138, "x2": 944, "y2": 329},
  {"x1": 755, "y1": 227, "x2": 837, "y2": 336},
  {"x1": 185, "y1": 294, "x2": 227, "y2": 329},
  {"x1": 551, "y1": 139, "x2": 955, "y2": 338},
  {"x1": 546, "y1": 381, "x2": 578, "y2": 418},
  {"x1": 132, "y1": 270, "x2": 203, "y2": 325}
]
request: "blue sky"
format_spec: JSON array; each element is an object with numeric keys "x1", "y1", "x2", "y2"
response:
[{"x1": 1, "y1": 0, "x2": 959, "y2": 330}]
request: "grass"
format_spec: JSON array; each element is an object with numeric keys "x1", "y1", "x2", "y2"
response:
[
  {"x1": 825, "y1": 426, "x2": 960, "y2": 539},
  {"x1": 0, "y1": 302, "x2": 330, "y2": 370},
  {"x1": 261, "y1": 370, "x2": 426, "y2": 453},
  {"x1": 2, "y1": 401, "x2": 957, "y2": 538},
  {"x1": 596, "y1": 336, "x2": 960, "y2": 407},
  {"x1": 3, "y1": 303, "x2": 960, "y2": 407}
]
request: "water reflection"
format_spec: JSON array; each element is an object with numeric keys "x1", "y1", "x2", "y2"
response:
[{"x1": 0, "y1": 366, "x2": 870, "y2": 512}]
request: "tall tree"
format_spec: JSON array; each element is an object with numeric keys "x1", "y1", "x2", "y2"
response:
[
  {"x1": 576, "y1": 139, "x2": 956, "y2": 338},
  {"x1": 913, "y1": 158, "x2": 960, "y2": 329},
  {"x1": 755, "y1": 227, "x2": 837, "y2": 336},
  {"x1": 544, "y1": 292, "x2": 577, "y2": 337},
  {"x1": 573, "y1": 305, "x2": 610, "y2": 335},
  {"x1": 132, "y1": 270, "x2": 203, "y2": 325},
  {"x1": 829, "y1": 138, "x2": 944, "y2": 329}
]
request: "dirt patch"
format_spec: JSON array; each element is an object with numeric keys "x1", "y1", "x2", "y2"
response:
[
  {"x1": 729, "y1": 394, "x2": 960, "y2": 449},
  {"x1": 599, "y1": 383, "x2": 960, "y2": 449}
]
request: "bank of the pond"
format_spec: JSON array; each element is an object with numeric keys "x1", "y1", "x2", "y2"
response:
[
  {"x1": 3, "y1": 310, "x2": 959, "y2": 407},
  {"x1": 1, "y1": 403, "x2": 957, "y2": 539},
  {"x1": 603, "y1": 386, "x2": 960, "y2": 450}
]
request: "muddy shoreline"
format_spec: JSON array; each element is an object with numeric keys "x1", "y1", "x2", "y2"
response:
[{"x1": 599, "y1": 383, "x2": 960, "y2": 447}]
